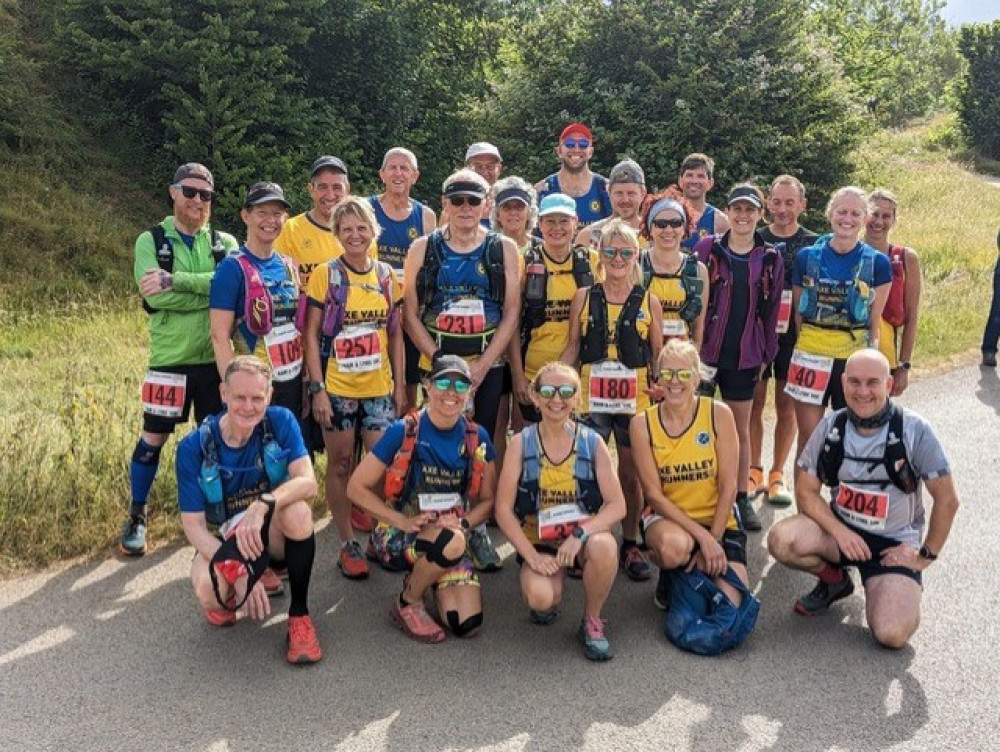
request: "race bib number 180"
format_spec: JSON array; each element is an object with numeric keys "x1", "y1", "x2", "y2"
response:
[
  {"x1": 141, "y1": 370, "x2": 186, "y2": 418},
  {"x1": 784, "y1": 349, "x2": 834, "y2": 405},
  {"x1": 589, "y1": 361, "x2": 638, "y2": 414}
]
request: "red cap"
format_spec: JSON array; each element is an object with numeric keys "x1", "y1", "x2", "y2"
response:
[{"x1": 559, "y1": 122, "x2": 593, "y2": 143}]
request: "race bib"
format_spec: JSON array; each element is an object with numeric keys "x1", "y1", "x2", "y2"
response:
[
  {"x1": 835, "y1": 483, "x2": 889, "y2": 532},
  {"x1": 418, "y1": 493, "x2": 463, "y2": 514},
  {"x1": 784, "y1": 349, "x2": 834, "y2": 405},
  {"x1": 589, "y1": 361, "x2": 638, "y2": 414},
  {"x1": 699, "y1": 362, "x2": 718, "y2": 383},
  {"x1": 264, "y1": 322, "x2": 303, "y2": 382},
  {"x1": 141, "y1": 370, "x2": 186, "y2": 418},
  {"x1": 436, "y1": 299, "x2": 485, "y2": 335},
  {"x1": 538, "y1": 503, "x2": 590, "y2": 542},
  {"x1": 334, "y1": 324, "x2": 383, "y2": 373},
  {"x1": 662, "y1": 318, "x2": 688, "y2": 339},
  {"x1": 776, "y1": 289, "x2": 793, "y2": 334}
]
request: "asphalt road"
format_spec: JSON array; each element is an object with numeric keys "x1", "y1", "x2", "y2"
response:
[{"x1": 2, "y1": 364, "x2": 999, "y2": 751}]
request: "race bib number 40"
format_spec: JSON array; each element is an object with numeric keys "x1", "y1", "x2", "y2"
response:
[
  {"x1": 334, "y1": 324, "x2": 382, "y2": 373},
  {"x1": 589, "y1": 361, "x2": 638, "y2": 414},
  {"x1": 835, "y1": 483, "x2": 888, "y2": 532},
  {"x1": 776, "y1": 289, "x2": 793, "y2": 335},
  {"x1": 436, "y1": 299, "x2": 485, "y2": 335},
  {"x1": 141, "y1": 370, "x2": 186, "y2": 418},
  {"x1": 784, "y1": 349, "x2": 834, "y2": 405},
  {"x1": 264, "y1": 322, "x2": 303, "y2": 382},
  {"x1": 538, "y1": 503, "x2": 590, "y2": 542}
]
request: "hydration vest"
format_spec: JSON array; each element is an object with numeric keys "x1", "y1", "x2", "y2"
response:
[
  {"x1": 231, "y1": 250, "x2": 299, "y2": 337},
  {"x1": 816, "y1": 406, "x2": 918, "y2": 494},
  {"x1": 881, "y1": 245, "x2": 907, "y2": 328},
  {"x1": 514, "y1": 423, "x2": 602, "y2": 522},
  {"x1": 320, "y1": 258, "x2": 399, "y2": 340},
  {"x1": 704, "y1": 237, "x2": 779, "y2": 324},
  {"x1": 197, "y1": 414, "x2": 290, "y2": 527},
  {"x1": 143, "y1": 224, "x2": 227, "y2": 314},
  {"x1": 579, "y1": 284, "x2": 650, "y2": 369},
  {"x1": 383, "y1": 411, "x2": 487, "y2": 507},
  {"x1": 640, "y1": 249, "x2": 704, "y2": 322},
  {"x1": 521, "y1": 240, "x2": 595, "y2": 343},
  {"x1": 798, "y1": 240, "x2": 878, "y2": 329}
]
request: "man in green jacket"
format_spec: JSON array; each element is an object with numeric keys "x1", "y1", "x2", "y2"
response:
[{"x1": 122, "y1": 163, "x2": 238, "y2": 556}]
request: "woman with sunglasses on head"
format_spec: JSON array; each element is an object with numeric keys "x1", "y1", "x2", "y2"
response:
[
  {"x1": 495, "y1": 362, "x2": 625, "y2": 661},
  {"x1": 562, "y1": 218, "x2": 663, "y2": 582},
  {"x1": 303, "y1": 197, "x2": 405, "y2": 581},
  {"x1": 640, "y1": 193, "x2": 709, "y2": 348},
  {"x1": 347, "y1": 355, "x2": 497, "y2": 643},
  {"x1": 693, "y1": 184, "x2": 784, "y2": 533},
  {"x1": 403, "y1": 169, "x2": 521, "y2": 572},
  {"x1": 630, "y1": 339, "x2": 745, "y2": 615}
]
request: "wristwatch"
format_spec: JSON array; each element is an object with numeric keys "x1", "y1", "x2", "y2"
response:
[
  {"x1": 572, "y1": 526, "x2": 589, "y2": 544},
  {"x1": 260, "y1": 493, "x2": 277, "y2": 510},
  {"x1": 918, "y1": 544, "x2": 937, "y2": 561},
  {"x1": 460, "y1": 518, "x2": 471, "y2": 531},
  {"x1": 898, "y1": 361, "x2": 912, "y2": 371},
  {"x1": 308, "y1": 380, "x2": 324, "y2": 395}
]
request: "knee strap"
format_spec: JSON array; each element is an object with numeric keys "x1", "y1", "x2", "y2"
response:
[
  {"x1": 446, "y1": 610, "x2": 483, "y2": 637},
  {"x1": 414, "y1": 527, "x2": 463, "y2": 568}
]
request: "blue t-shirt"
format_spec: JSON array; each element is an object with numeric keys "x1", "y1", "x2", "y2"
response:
[
  {"x1": 369, "y1": 196, "x2": 427, "y2": 272},
  {"x1": 681, "y1": 204, "x2": 720, "y2": 250},
  {"x1": 537, "y1": 174, "x2": 612, "y2": 227},
  {"x1": 209, "y1": 248, "x2": 299, "y2": 352},
  {"x1": 372, "y1": 411, "x2": 496, "y2": 514},
  {"x1": 792, "y1": 239, "x2": 892, "y2": 328},
  {"x1": 176, "y1": 406, "x2": 308, "y2": 524}
]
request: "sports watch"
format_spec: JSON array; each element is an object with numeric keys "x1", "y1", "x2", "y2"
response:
[
  {"x1": 572, "y1": 526, "x2": 589, "y2": 544},
  {"x1": 899, "y1": 361, "x2": 912, "y2": 371},
  {"x1": 308, "y1": 380, "x2": 325, "y2": 395},
  {"x1": 918, "y1": 545, "x2": 937, "y2": 561}
]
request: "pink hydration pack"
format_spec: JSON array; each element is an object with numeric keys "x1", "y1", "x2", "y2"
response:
[{"x1": 232, "y1": 251, "x2": 301, "y2": 336}]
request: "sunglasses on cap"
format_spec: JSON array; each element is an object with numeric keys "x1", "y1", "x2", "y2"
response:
[
  {"x1": 432, "y1": 376, "x2": 472, "y2": 394},
  {"x1": 651, "y1": 217, "x2": 685, "y2": 229},
  {"x1": 447, "y1": 195, "x2": 484, "y2": 208},
  {"x1": 536, "y1": 384, "x2": 578, "y2": 399},
  {"x1": 174, "y1": 184, "x2": 215, "y2": 202},
  {"x1": 659, "y1": 368, "x2": 696, "y2": 383},
  {"x1": 601, "y1": 247, "x2": 635, "y2": 260},
  {"x1": 562, "y1": 138, "x2": 590, "y2": 149}
]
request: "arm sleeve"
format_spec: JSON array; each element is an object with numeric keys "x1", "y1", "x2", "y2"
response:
[
  {"x1": 176, "y1": 434, "x2": 208, "y2": 514},
  {"x1": 371, "y1": 420, "x2": 406, "y2": 465}
]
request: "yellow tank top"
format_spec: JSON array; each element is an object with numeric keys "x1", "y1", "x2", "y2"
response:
[
  {"x1": 275, "y1": 212, "x2": 378, "y2": 292},
  {"x1": 524, "y1": 248, "x2": 601, "y2": 380},
  {"x1": 643, "y1": 397, "x2": 737, "y2": 530},
  {"x1": 646, "y1": 273, "x2": 691, "y2": 341},
  {"x1": 579, "y1": 289, "x2": 652, "y2": 414},
  {"x1": 521, "y1": 441, "x2": 579, "y2": 546}
]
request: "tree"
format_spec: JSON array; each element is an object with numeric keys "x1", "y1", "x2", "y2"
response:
[{"x1": 956, "y1": 21, "x2": 1000, "y2": 160}]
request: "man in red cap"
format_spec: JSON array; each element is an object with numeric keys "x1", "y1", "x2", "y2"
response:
[{"x1": 535, "y1": 122, "x2": 612, "y2": 229}]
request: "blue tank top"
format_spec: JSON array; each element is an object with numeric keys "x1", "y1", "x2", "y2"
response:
[
  {"x1": 538, "y1": 174, "x2": 612, "y2": 227},
  {"x1": 369, "y1": 196, "x2": 426, "y2": 272},
  {"x1": 420, "y1": 236, "x2": 503, "y2": 331},
  {"x1": 681, "y1": 204, "x2": 719, "y2": 250}
]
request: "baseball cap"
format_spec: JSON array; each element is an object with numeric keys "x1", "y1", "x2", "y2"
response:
[
  {"x1": 244, "y1": 181, "x2": 291, "y2": 209},
  {"x1": 310, "y1": 155, "x2": 348, "y2": 178},
  {"x1": 538, "y1": 193, "x2": 577, "y2": 218},
  {"x1": 465, "y1": 142, "x2": 502, "y2": 163},
  {"x1": 559, "y1": 122, "x2": 593, "y2": 143},
  {"x1": 727, "y1": 185, "x2": 763, "y2": 209},
  {"x1": 428, "y1": 354, "x2": 473, "y2": 382},
  {"x1": 173, "y1": 163, "x2": 214, "y2": 188},
  {"x1": 609, "y1": 159, "x2": 645, "y2": 186}
]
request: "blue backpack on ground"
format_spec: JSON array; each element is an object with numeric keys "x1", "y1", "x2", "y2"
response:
[{"x1": 664, "y1": 567, "x2": 761, "y2": 655}]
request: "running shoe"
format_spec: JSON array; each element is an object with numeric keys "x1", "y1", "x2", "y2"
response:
[
  {"x1": 620, "y1": 545, "x2": 653, "y2": 581},
  {"x1": 338, "y1": 540, "x2": 370, "y2": 580},
  {"x1": 391, "y1": 598, "x2": 445, "y2": 643},
  {"x1": 983, "y1": 351, "x2": 997, "y2": 368},
  {"x1": 737, "y1": 495, "x2": 762, "y2": 532},
  {"x1": 119, "y1": 514, "x2": 147, "y2": 557},
  {"x1": 767, "y1": 471, "x2": 793, "y2": 508},
  {"x1": 794, "y1": 574, "x2": 855, "y2": 616},
  {"x1": 653, "y1": 569, "x2": 672, "y2": 611},
  {"x1": 259, "y1": 567, "x2": 286, "y2": 597},
  {"x1": 270, "y1": 563, "x2": 289, "y2": 580},
  {"x1": 286, "y1": 615, "x2": 323, "y2": 664},
  {"x1": 577, "y1": 616, "x2": 613, "y2": 661},
  {"x1": 529, "y1": 608, "x2": 559, "y2": 626},
  {"x1": 468, "y1": 528, "x2": 503, "y2": 572},
  {"x1": 748, "y1": 466, "x2": 765, "y2": 499},
  {"x1": 203, "y1": 597, "x2": 237, "y2": 628},
  {"x1": 351, "y1": 506, "x2": 373, "y2": 533}
]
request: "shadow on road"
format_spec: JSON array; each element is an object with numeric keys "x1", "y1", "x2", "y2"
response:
[{"x1": 975, "y1": 365, "x2": 1000, "y2": 415}]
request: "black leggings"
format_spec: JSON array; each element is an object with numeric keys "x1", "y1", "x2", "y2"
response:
[{"x1": 472, "y1": 365, "x2": 505, "y2": 434}]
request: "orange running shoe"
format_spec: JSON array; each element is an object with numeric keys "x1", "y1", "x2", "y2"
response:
[
  {"x1": 286, "y1": 615, "x2": 323, "y2": 665},
  {"x1": 351, "y1": 506, "x2": 374, "y2": 533},
  {"x1": 391, "y1": 598, "x2": 445, "y2": 644}
]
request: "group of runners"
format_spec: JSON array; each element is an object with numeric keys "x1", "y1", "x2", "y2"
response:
[{"x1": 129, "y1": 122, "x2": 960, "y2": 665}]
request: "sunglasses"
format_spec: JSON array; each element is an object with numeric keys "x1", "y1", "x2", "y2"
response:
[
  {"x1": 536, "y1": 384, "x2": 578, "y2": 399},
  {"x1": 659, "y1": 368, "x2": 696, "y2": 383},
  {"x1": 447, "y1": 195, "x2": 483, "y2": 208},
  {"x1": 432, "y1": 376, "x2": 472, "y2": 394},
  {"x1": 563, "y1": 138, "x2": 590, "y2": 149},
  {"x1": 601, "y1": 247, "x2": 635, "y2": 260},
  {"x1": 173, "y1": 184, "x2": 215, "y2": 202},
  {"x1": 651, "y1": 217, "x2": 686, "y2": 229}
]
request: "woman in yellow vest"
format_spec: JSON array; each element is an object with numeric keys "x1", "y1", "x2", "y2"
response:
[
  {"x1": 562, "y1": 218, "x2": 663, "y2": 582},
  {"x1": 630, "y1": 339, "x2": 745, "y2": 611},
  {"x1": 303, "y1": 197, "x2": 405, "y2": 581},
  {"x1": 495, "y1": 361, "x2": 626, "y2": 661}
]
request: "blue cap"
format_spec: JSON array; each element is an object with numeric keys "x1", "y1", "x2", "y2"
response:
[{"x1": 538, "y1": 193, "x2": 577, "y2": 218}]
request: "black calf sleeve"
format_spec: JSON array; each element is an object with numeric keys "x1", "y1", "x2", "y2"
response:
[{"x1": 284, "y1": 533, "x2": 315, "y2": 617}]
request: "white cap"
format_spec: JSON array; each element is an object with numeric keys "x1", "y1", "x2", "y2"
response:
[{"x1": 465, "y1": 142, "x2": 502, "y2": 163}]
